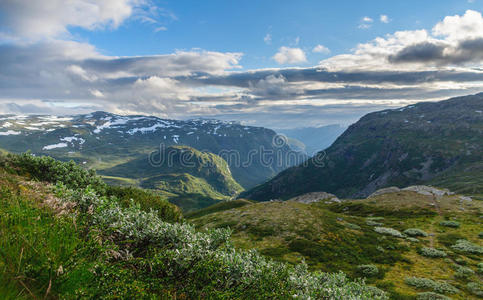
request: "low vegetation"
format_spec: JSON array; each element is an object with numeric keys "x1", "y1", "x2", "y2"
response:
[{"x1": 0, "y1": 154, "x2": 386, "y2": 299}]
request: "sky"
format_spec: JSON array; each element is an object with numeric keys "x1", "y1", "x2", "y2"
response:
[{"x1": 0, "y1": 0, "x2": 482, "y2": 128}]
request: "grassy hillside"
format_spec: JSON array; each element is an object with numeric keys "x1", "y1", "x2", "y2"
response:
[
  {"x1": 0, "y1": 153, "x2": 385, "y2": 299},
  {"x1": 190, "y1": 190, "x2": 483, "y2": 299},
  {"x1": 100, "y1": 145, "x2": 244, "y2": 211},
  {"x1": 243, "y1": 93, "x2": 483, "y2": 201}
]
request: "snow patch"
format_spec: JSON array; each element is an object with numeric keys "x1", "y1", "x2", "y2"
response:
[
  {"x1": 43, "y1": 143, "x2": 68, "y2": 150},
  {"x1": 0, "y1": 130, "x2": 21, "y2": 136}
]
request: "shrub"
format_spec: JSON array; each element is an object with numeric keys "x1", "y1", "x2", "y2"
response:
[
  {"x1": 405, "y1": 277, "x2": 459, "y2": 294},
  {"x1": 366, "y1": 220, "x2": 383, "y2": 226},
  {"x1": 478, "y1": 232, "x2": 483, "y2": 238},
  {"x1": 467, "y1": 282, "x2": 483, "y2": 297},
  {"x1": 374, "y1": 227, "x2": 404, "y2": 238},
  {"x1": 404, "y1": 228, "x2": 428, "y2": 237},
  {"x1": 451, "y1": 239, "x2": 483, "y2": 254},
  {"x1": 60, "y1": 187, "x2": 387, "y2": 299},
  {"x1": 357, "y1": 264, "x2": 379, "y2": 277},
  {"x1": 0, "y1": 153, "x2": 106, "y2": 192},
  {"x1": 478, "y1": 262, "x2": 483, "y2": 274},
  {"x1": 439, "y1": 221, "x2": 460, "y2": 228},
  {"x1": 406, "y1": 237, "x2": 419, "y2": 243},
  {"x1": 416, "y1": 292, "x2": 451, "y2": 300},
  {"x1": 453, "y1": 265, "x2": 474, "y2": 279},
  {"x1": 345, "y1": 223, "x2": 361, "y2": 230},
  {"x1": 419, "y1": 247, "x2": 447, "y2": 258}
]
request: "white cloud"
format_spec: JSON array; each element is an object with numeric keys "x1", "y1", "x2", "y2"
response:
[
  {"x1": 272, "y1": 47, "x2": 307, "y2": 64},
  {"x1": 432, "y1": 10, "x2": 483, "y2": 42},
  {"x1": 264, "y1": 33, "x2": 272, "y2": 45},
  {"x1": 359, "y1": 16, "x2": 374, "y2": 29},
  {"x1": 312, "y1": 44, "x2": 330, "y2": 54},
  {"x1": 154, "y1": 26, "x2": 167, "y2": 32},
  {"x1": 0, "y1": 0, "x2": 147, "y2": 40},
  {"x1": 380, "y1": 15, "x2": 390, "y2": 23}
]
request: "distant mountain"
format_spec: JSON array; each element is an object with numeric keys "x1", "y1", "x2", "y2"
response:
[
  {"x1": 276, "y1": 125, "x2": 346, "y2": 155},
  {"x1": 0, "y1": 111, "x2": 305, "y2": 192},
  {"x1": 242, "y1": 93, "x2": 483, "y2": 201}
]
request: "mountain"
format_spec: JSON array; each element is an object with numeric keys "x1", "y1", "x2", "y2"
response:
[
  {"x1": 191, "y1": 187, "x2": 483, "y2": 299},
  {"x1": 0, "y1": 111, "x2": 305, "y2": 191},
  {"x1": 243, "y1": 93, "x2": 483, "y2": 201},
  {"x1": 276, "y1": 125, "x2": 346, "y2": 155}
]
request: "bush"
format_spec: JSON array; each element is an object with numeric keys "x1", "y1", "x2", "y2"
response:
[
  {"x1": 478, "y1": 262, "x2": 483, "y2": 274},
  {"x1": 406, "y1": 237, "x2": 420, "y2": 243},
  {"x1": 345, "y1": 223, "x2": 361, "y2": 230},
  {"x1": 416, "y1": 292, "x2": 451, "y2": 300},
  {"x1": 357, "y1": 264, "x2": 379, "y2": 277},
  {"x1": 404, "y1": 228, "x2": 428, "y2": 237},
  {"x1": 366, "y1": 220, "x2": 383, "y2": 226},
  {"x1": 451, "y1": 239, "x2": 483, "y2": 254},
  {"x1": 467, "y1": 282, "x2": 483, "y2": 297},
  {"x1": 59, "y1": 187, "x2": 387, "y2": 299},
  {"x1": 453, "y1": 265, "x2": 474, "y2": 279},
  {"x1": 478, "y1": 232, "x2": 483, "y2": 239},
  {"x1": 374, "y1": 227, "x2": 404, "y2": 238},
  {"x1": 0, "y1": 153, "x2": 106, "y2": 192},
  {"x1": 439, "y1": 221, "x2": 460, "y2": 228},
  {"x1": 405, "y1": 277, "x2": 459, "y2": 294},
  {"x1": 419, "y1": 247, "x2": 447, "y2": 258}
]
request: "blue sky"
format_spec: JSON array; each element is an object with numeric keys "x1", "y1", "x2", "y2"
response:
[{"x1": 0, "y1": 0, "x2": 482, "y2": 128}]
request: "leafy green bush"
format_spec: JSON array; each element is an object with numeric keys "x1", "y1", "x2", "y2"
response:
[
  {"x1": 404, "y1": 228, "x2": 428, "y2": 237},
  {"x1": 453, "y1": 265, "x2": 474, "y2": 279},
  {"x1": 405, "y1": 277, "x2": 459, "y2": 294},
  {"x1": 357, "y1": 264, "x2": 379, "y2": 277},
  {"x1": 451, "y1": 239, "x2": 483, "y2": 254},
  {"x1": 416, "y1": 292, "x2": 451, "y2": 300},
  {"x1": 374, "y1": 227, "x2": 404, "y2": 238},
  {"x1": 406, "y1": 237, "x2": 420, "y2": 243},
  {"x1": 478, "y1": 232, "x2": 483, "y2": 238},
  {"x1": 467, "y1": 282, "x2": 483, "y2": 297},
  {"x1": 61, "y1": 187, "x2": 387, "y2": 299},
  {"x1": 439, "y1": 221, "x2": 460, "y2": 228},
  {"x1": 366, "y1": 220, "x2": 383, "y2": 226},
  {"x1": 0, "y1": 152, "x2": 106, "y2": 192},
  {"x1": 419, "y1": 247, "x2": 447, "y2": 258},
  {"x1": 478, "y1": 262, "x2": 483, "y2": 274},
  {"x1": 345, "y1": 222, "x2": 361, "y2": 230}
]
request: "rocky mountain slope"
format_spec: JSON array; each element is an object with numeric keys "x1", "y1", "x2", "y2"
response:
[
  {"x1": 243, "y1": 93, "x2": 483, "y2": 201},
  {"x1": 0, "y1": 111, "x2": 305, "y2": 191},
  {"x1": 191, "y1": 187, "x2": 483, "y2": 299}
]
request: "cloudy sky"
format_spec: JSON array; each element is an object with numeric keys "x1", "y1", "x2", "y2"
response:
[{"x1": 0, "y1": 0, "x2": 482, "y2": 128}]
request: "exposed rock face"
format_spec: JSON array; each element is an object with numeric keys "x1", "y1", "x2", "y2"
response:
[
  {"x1": 288, "y1": 192, "x2": 340, "y2": 204},
  {"x1": 402, "y1": 185, "x2": 453, "y2": 197}
]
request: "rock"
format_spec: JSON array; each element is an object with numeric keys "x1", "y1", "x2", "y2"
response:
[
  {"x1": 288, "y1": 192, "x2": 339, "y2": 204},
  {"x1": 402, "y1": 185, "x2": 453, "y2": 196},
  {"x1": 368, "y1": 186, "x2": 401, "y2": 197},
  {"x1": 459, "y1": 196, "x2": 472, "y2": 202}
]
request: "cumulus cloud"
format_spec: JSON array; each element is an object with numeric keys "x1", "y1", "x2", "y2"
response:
[
  {"x1": 0, "y1": 0, "x2": 146, "y2": 40},
  {"x1": 312, "y1": 45, "x2": 330, "y2": 54},
  {"x1": 272, "y1": 47, "x2": 307, "y2": 64}
]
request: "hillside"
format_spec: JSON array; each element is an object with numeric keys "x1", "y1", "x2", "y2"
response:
[
  {"x1": 0, "y1": 153, "x2": 384, "y2": 299},
  {"x1": 243, "y1": 93, "x2": 483, "y2": 201},
  {"x1": 0, "y1": 111, "x2": 305, "y2": 189},
  {"x1": 190, "y1": 188, "x2": 483, "y2": 299}
]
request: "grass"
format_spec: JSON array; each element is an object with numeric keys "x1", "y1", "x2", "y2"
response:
[{"x1": 190, "y1": 190, "x2": 483, "y2": 299}]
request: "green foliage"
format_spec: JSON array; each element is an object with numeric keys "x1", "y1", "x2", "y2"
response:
[
  {"x1": 0, "y1": 152, "x2": 106, "y2": 192},
  {"x1": 185, "y1": 199, "x2": 253, "y2": 219},
  {"x1": 357, "y1": 264, "x2": 379, "y2": 277},
  {"x1": 439, "y1": 220, "x2": 460, "y2": 228},
  {"x1": 374, "y1": 227, "x2": 404, "y2": 238},
  {"x1": 105, "y1": 185, "x2": 182, "y2": 223},
  {"x1": 405, "y1": 277, "x2": 459, "y2": 294},
  {"x1": 419, "y1": 247, "x2": 447, "y2": 258},
  {"x1": 453, "y1": 265, "x2": 474, "y2": 279},
  {"x1": 403, "y1": 228, "x2": 428, "y2": 237},
  {"x1": 467, "y1": 282, "x2": 483, "y2": 297},
  {"x1": 416, "y1": 292, "x2": 451, "y2": 300},
  {"x1": 451, "y1": 239, "x2": 483, "y2": 254},
  {"x1": 478, "y1": 262, "x2": 483, "y2": 274}
]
